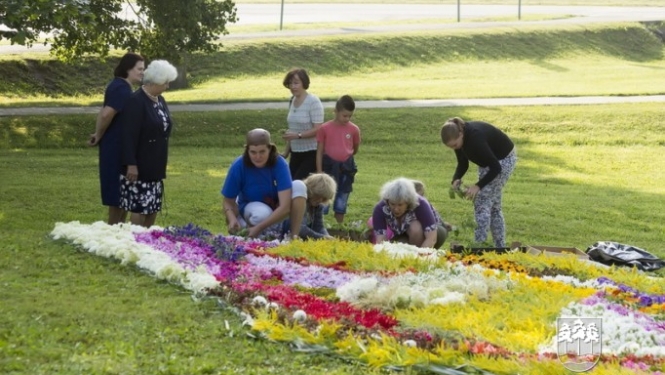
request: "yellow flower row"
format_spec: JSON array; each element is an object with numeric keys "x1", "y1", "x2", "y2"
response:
[
  {"x1": 250, "y1": 313, "x2": 656, "y2": 375},
  {"x1": 272, "y1": 240, "x2": 448, "y2": 273},
  {"x1": 459, "y1": 251, "x2": 665, "y2": 294}
]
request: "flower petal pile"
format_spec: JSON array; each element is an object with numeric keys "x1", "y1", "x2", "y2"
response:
[{"x1": 51, "y1": 222, "x2": 665, "y2": 374}]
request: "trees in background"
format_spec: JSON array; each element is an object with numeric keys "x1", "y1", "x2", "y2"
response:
[{"x1": 0, "y1": 0, "x2": 238, "y2": 87}]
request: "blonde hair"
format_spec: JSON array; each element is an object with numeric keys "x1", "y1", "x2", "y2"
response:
[
  {"x1": 304, "y1": 173, "x2": 337, "y2": 205},
  {"x1": 380, "y1": 177, "x2": 420, "y2": 211},
  {"x1": 441, "y1": 117, "x2": 466, "y2": 144}
]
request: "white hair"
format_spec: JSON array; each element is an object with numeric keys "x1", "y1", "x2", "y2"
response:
[
  {"x1": 143, "y1": 60, "x2": 178, "y2": 85},
  {"x1": 379, "y1": 177, "x2": 420, "y2": 210}
]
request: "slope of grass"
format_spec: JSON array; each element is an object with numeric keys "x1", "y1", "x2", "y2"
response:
[{"x1": 1, "y1": 23, "x2": 663, "y2": 106}]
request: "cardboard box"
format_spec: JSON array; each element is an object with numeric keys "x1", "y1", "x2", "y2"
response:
[{"x1": 526, "y1": 245, "x2": 589, "y2": 260}]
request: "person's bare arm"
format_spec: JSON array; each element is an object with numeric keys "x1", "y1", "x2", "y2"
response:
[
  {"x1": 282, "y1": 141, "x2": 291, "y2": 158},
  {"x1": 421, "y1": 230, "x2": 438, "y2": 249},
  {"x1": 88, "y1": 106, "x2": 118, "y2": 146},
  {"x1": 316, "y1": 142, "x2": 325, "y2": 173},
  {"x1": 222, "y1": 197, "x2": 241, "y2": 234}
]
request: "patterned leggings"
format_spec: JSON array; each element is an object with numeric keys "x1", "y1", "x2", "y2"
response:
[{"x1": 474, "y1": 149, "x2": 517, "y2": 247}]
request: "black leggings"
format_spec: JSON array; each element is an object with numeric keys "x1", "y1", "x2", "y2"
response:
[{"x1": 289, "y1": 150, "x2": 317, "y2": 180}]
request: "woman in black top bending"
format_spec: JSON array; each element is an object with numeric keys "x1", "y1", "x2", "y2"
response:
[{"x1": 441, "y1": 117, "x2": 517, "y2": 247}]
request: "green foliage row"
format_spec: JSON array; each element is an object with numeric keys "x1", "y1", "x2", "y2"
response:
[{"x1": 1, "y1": 0, "x2": 237, "y2": 65}]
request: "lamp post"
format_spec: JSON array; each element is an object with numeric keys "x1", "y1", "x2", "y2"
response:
[
  {"x1": 457, "y1": 0, "x2": 461, "y2": 22},
  {"x1": 280, "y1": 0, "x2": 285, "y2": 30}
]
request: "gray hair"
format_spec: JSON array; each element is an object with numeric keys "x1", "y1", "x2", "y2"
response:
[
  {"x1": 143, "y1": 60, "x2": 178, "y2": 85},
  {"x1": 379, "y1": 177, "x2": 420, "y2": 210}
]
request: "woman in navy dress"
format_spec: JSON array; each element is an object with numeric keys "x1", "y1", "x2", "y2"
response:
[
  {"x1": 119, "y1": 60, "x2": 178, "y2": 228},
  {"x1": 89, "y1": 52, "x2": 145, "y2": 224}
]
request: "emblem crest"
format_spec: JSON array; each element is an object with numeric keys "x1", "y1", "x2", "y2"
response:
[{"x1": 556, "y1": 317, "x2": 602, "y2": 372}]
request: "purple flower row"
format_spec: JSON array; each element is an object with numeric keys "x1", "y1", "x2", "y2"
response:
[
  {"x1": 596, "y1": 277, "x2": 665, "y2": 306},
  {"x1": 241, "y1": 254, "x2": 359, "y2": 289},
  {"x1": 583, "y1": 293, "x2": 665, "y2": 333}
]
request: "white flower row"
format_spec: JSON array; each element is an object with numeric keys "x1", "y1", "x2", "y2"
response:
[
  {"x1": 336, "y1": 263, "x2": 512, "y2": 309},
  {"x1": 540, "y1": 275, "x2": 601, "y2": 289},
  {"x1": 50, "y1": 221, "x2": 219, "y2": 295},
  {"x1": 372, "y1": 241, "x2": 446, "y2": 262}
]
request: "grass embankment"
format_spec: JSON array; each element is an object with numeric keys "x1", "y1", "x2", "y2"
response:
[{"x1": 1, "y1": 22, "x2": 663, "y2": 107}]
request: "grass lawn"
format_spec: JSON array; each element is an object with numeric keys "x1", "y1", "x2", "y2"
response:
[
  {"x1": 2, "y1": 103, "x2": 665, "y2": 374},
  {"x1": 2, "y1": 14, "x2": 665, "y2": 374}
]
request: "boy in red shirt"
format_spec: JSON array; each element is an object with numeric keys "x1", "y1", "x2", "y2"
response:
[{"x1": 316, "y1": 95, "x2": 361, "y2": 224}]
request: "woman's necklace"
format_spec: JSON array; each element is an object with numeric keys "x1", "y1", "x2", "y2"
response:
[{"x1": 142, "y1": 86, "x2": 159, "y2": 102}]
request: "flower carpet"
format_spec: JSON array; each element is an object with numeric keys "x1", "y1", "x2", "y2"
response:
[{"x1": 51, "y1": 221, "x2": 665, "y2": 374}]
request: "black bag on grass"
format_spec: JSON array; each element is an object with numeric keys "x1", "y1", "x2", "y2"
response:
[{"x1": 586, "y1": 241, "x2": 665, "y2": 272}]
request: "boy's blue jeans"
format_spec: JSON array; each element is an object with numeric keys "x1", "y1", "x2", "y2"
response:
[{"x1": 323, "y1": 191, "x2": 350, "y2": 215}]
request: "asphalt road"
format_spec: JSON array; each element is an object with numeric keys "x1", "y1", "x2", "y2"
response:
[
  {"x1": 2, "y1": 95, "x2": 665, "y2": 117},
  {"x1": 234, "y1": 4, "x2": 665, "y2": 25}
]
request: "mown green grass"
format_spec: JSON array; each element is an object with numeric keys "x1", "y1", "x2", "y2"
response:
[
  {"x1": 2, "y1": 103, "x2": 664, "y2": 251},
  {"x1": 2, "y1": 104, "x2": 665, "y2": 374},
  {"x1": 1, "y1": 23, "x2": 664, "y2": 107}
]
